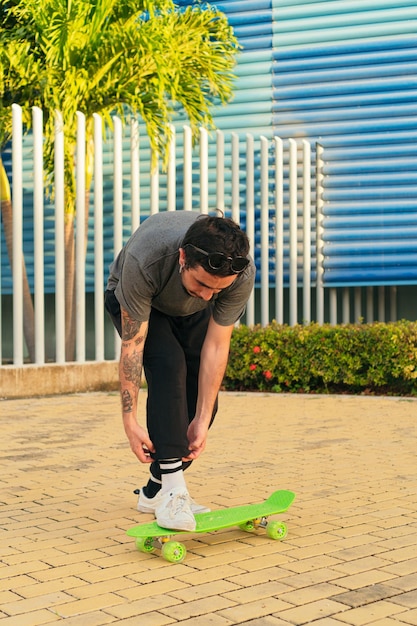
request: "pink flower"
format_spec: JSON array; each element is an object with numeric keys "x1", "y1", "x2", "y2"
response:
[
  {"x1": 264, "y1": 370, "x2": 272, "y2": 380},
  {"x1": 253, "y1": 346, "x2": 261, "y2": 353},
  {"x1": 249, "y1": 364, "x2": 257, "y2": 371}
]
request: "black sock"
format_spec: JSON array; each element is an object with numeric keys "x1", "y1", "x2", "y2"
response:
[
  {"x1": 142, "y1": 481, "x2": 160, "y2": 498},
  {"x1": 142, "y1": 463, "x2": 162, "y2": 498}
]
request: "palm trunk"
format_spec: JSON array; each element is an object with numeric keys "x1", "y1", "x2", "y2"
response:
[
  {"x1": 0, "y1": 159, "x2": 35, "y2": 362},
  {"x1": 64, "y1": 211, "x2": 76, "y2": 361}
]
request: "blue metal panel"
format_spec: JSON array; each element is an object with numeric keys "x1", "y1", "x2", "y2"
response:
[
  {"x1": 324, "y1": 240, "x2": 417, "y2": 254},
  {"x1": 272, "y1": 1, "x2": 417, "y2": 287},
  {"x1": 207, "y1": 0, "x2": 274, "y2": 135}
]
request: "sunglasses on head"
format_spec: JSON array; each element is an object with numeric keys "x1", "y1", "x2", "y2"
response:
[{"x1": 184, "y1": 243, "x2": 249, "y2": 274}]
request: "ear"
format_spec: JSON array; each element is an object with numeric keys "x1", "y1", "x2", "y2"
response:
[{"x1": 179, "y1": 247, "x2": 186, "y2": 265}]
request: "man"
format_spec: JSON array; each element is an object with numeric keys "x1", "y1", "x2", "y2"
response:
[{"x1": 105, "y1": 210, "x2": 255, "y2": 531}]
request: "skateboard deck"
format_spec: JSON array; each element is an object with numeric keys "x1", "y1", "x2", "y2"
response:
[{"x1": 127, "y1": 489, "x2": 295, "y2": 562}]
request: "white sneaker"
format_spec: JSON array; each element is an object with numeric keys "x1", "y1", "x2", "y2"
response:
[
  {"x1": 154, "y1": 488, "x2": 196, "y2": 531},
  {"x1": 137, "y1": 488, "x2": 210, "y2": 515}
]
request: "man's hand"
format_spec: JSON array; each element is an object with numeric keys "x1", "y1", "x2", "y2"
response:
[
  {"x1": 124, "y1": 418, "x2": 155, "y2": 463},
  {"x1": 183, "y1": 318, "x2": 234, "y2": 462},
  {"x1": 183, "y1": 418, "x2": 209, "y2": 461},
  {"x1": 119, "y1": 307, "x2": 152, "y2": 463}
]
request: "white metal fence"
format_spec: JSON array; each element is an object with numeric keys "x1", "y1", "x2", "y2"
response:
[{"x1": 1, "y1": 104, "x2": 398, "y2": 366}]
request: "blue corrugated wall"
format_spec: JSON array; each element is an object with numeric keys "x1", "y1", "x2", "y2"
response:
[
  {"x1": 270, "y1": 1, "x2": 417, "y2": 287},
  {"x1": 178, "y1": 0, "x2": 274, "y2": 135}
]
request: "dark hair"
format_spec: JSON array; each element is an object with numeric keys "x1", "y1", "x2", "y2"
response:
[{"x1": 181, "y1": 214, "x2": 250, "y2": 277}]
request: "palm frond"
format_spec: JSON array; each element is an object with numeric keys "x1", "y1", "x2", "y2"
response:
[{"x1": 1, "y1": 0, "x2": 240, "y2": 200}]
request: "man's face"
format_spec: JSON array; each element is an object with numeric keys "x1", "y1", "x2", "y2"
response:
[{"x1": 179, "y1": 248, "x2": 237, "y2": 301}]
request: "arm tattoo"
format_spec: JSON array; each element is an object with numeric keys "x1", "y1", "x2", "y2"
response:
[
  {"x1": 122, "y1": 351, "x2": 143, "y2": 387},
  {"x1": 121, "y1": 389, "x2": 133, "y2": 413},
  {"x1": 121, "y1": 310, "x2": 142, "y2": 341}
]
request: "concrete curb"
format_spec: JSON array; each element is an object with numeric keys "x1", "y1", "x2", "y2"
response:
[{"x1": 0, "y1": 361, "x2": 119, "y2": 399}]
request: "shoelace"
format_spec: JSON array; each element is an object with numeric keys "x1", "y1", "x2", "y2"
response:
[{"x1": 169, "y1": 492, "x2": 192, "y2": 518}]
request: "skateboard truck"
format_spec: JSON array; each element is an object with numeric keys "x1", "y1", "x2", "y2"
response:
[{"x1": 136, "y1": 535, "x2": 187, "y2": 562}]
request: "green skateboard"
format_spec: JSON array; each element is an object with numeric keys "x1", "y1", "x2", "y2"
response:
[{"x1": 127, "y1": 489, "x2": 295, "y2": 563}]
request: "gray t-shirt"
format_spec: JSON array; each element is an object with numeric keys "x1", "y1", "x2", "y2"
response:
[{"x1": 107, "y1": 211, "x2": 255, "y2": 326}]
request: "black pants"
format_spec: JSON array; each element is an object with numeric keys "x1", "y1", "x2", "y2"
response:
[{"x1": 105, "y1": 290, "x2": 218, "y2": 462}]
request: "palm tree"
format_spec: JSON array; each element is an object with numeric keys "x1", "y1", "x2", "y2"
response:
[
  {"x1": 1, "y1": 0, "x2": 239, "y2": 360},
  {"x1": 0, "y1": 30, "x2": 45, "y2": 362}
]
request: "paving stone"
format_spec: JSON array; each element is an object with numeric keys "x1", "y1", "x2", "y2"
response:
[{"x1": 333, "y1": 583, "x2": 402, "y2": 608}]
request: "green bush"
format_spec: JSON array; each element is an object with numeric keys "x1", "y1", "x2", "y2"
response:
[{"x1": 224, "y1": 321, "x2": 417, "y2": 396}]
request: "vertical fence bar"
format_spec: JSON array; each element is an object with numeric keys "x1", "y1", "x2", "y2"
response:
[
  {"x1": 354, "y1": 287, "x2": 362, "y2": 321},
  {"x1": 274, "y1": 137, "x2": 284, "y2": 324},
  {"x1": 378, "y1": 286, "x2": 385, "y2": 321},
  {"x1": 75, "y1": 111, "x2": 86, "y2": 362},
  {"x1": 289, "y1": 139, "x2": 298, "y2": 326},
  {"x1": 130, "y1": 117, "x2": 140, "y2": 232},
  {"x1": 366, "y1": 286, "x2": 374, "y2": 323},
  {"x1": 342, "y1": 288, "x2": 350, "y2": 323},
  {"x1": 315, "y1": 143, "x2": 325, "y2": 324},
  {"x1": 260, "y1": 136, "x2": 269, "y2": 327},
  {"x1": 113, "y1": 115, "x2": 123, "y2": 247},
  {"x1": 329, "y1": 288, "x2": 337, "y2": 324},
  {"x1": 93, "y1": 113, "x2": 104, "y2": 361},
  {"x1": 390, "y1": 286, "x2": 397, "y2": 321},
  {"x1": 167, "y1": 125, "x2": 176, "y2": 211},
  {"x1": 245, "y1": 134, "x2": 255, "y2": 325},
  {"x1": 32, "y1": 106, "x2": 45, "y2": 364},
  {"x1": 183, "y1": 125, "x2": 192, "y2": 210},
  {"x1": 11, "y1": 104, "x2": 23, "y2": 365},
  {"x1": 200, "y1": 127, "x2": 208, "y2": 214},
  {"x1": 302, "y1": 140, "x2": 311, "y2": 324},
  {"x1": 150, "y1": 153, "x2": 159, "y2": 215},
  {"x1": 231, "y1": 133, "x2": 240, "y2": 224},
  {"x1": 216, "y1": 129, "x2": 224, "y2": 213},
  {"x1": 54, "y1": 110, "x2": 66, "y2": 363},
  {"x1": 113, "y1": 115, "x2": 123, "y2": 359}
]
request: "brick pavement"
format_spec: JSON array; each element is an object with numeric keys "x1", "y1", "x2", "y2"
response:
[{"x1": 1, "y1": 391, "x2": 417, "y2": 625}]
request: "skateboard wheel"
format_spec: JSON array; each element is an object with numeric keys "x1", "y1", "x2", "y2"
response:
[
  {"x1": 161, "y1": 541, "x2": 187, "y2": 563},
  {"x1": 135, "y1": 537, "x2": 155, "y2": 553},
  {"x1": 267, "y1": 521, "x2": 288, "y2": 540},
  {"x1": 239, "y1": 521, "x2": 256, "y2": 532}
]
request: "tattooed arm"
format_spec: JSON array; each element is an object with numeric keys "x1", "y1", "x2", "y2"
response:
[{"x1": 119, "y1": 306, "x2": 155, "y2": 463}]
